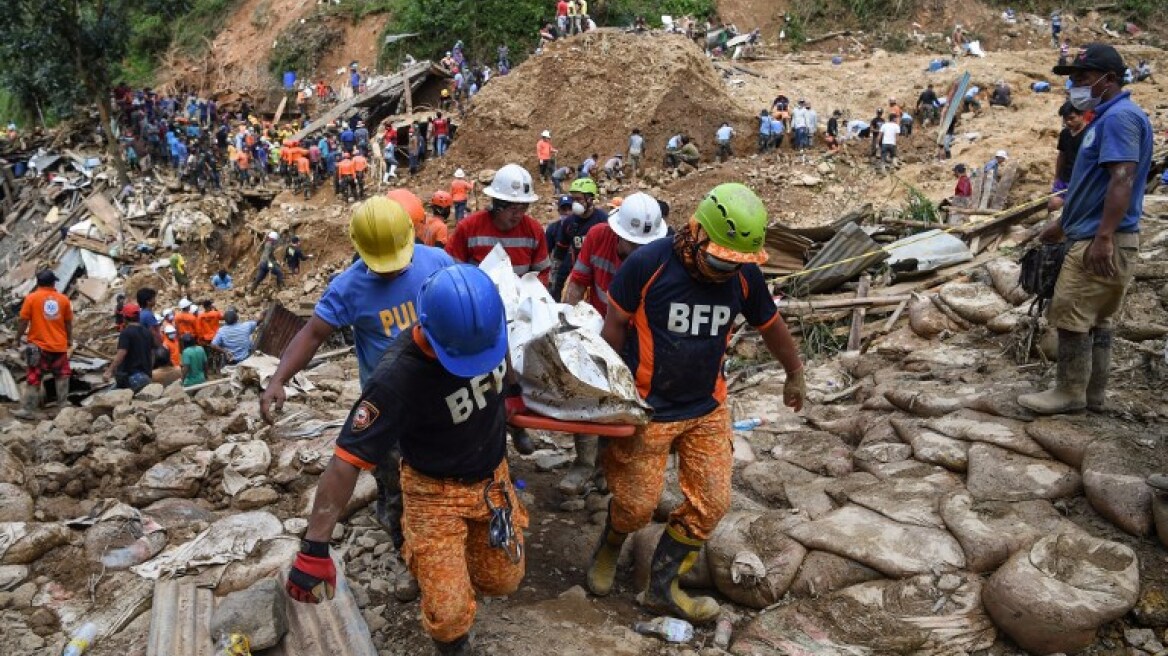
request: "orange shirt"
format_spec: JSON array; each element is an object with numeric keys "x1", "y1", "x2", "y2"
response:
[
  {"x1": 337, "y1": 159, "x2": 355, "y2": 177},
  {"x1": 421, "y1": 215, "x2": 449, "y2": 246},
  {"x1": 163, "y1": 334, "x2": 181, "y2": 367},
  {"x1": 237, "y1": 151, "x2": 250, "y2": 169},
  {"x1": 197, "y1": 310, "x2": 222, "y2": 343},
  {"x1": 451, "y1": 179, "x2": 473, "y2": 202},
  {"x1": 20, "y1": 287, "x2": 73, "y2": 353},
  {"x1": 296, "y1": 156, "x2": 311, "y2": 174},
  {"x1": 175, "y1": 311, "x2": 199, "y2": 338},
  {"x1": 536, "y1": 139, "x2": 554, "y2": 161},
  {"x1": 352, "y1": 155, "x2": 368, "y2": 173}
]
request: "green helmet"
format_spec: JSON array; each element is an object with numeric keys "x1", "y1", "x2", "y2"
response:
[
  {"x1": 568, "y1": 177, "x2": 598, "y2": 196},
  {"x1": 693, "y1": 183, "x2": 769, "y2": 264}
]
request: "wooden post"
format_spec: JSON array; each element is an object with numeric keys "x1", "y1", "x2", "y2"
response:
[{"x1": 847, "y1": 274, "x2": 871, "y2": 351}]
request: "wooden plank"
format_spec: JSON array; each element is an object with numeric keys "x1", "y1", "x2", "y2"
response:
[
  {"x1": 777, "y1": 294, "x2": 911, "y2": 314},
  {"x1": 882, "y1": 298, "x2": 910, "y2": 332},
  {"x1": 989, "y1": 166, "x2": 1017, "y2": 210},
  {"x1": 272, "y1": 95, "x2": 288, "y2": 127},
  {"x1": 84, "y1": 192, "x2": 123, "y2": 235},
  {"x1": 289, "y1": 61, "x2": 435, "y2": 143},
  {"x1": 847, "y1": 274, "x2": 871, "y2": 351}
]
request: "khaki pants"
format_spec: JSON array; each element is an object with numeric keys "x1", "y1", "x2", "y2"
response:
[
  {"x1": 401, "y1": 461, "x2": 527, "y2": 642},
  {"x1": 604, "y1": 405, "x2": 732, "y2": 540},
  {"x1": 1047, "y1": 237, "x2": 1138, "y2": 333}
]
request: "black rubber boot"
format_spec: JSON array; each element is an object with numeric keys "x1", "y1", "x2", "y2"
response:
[
  {"x1": 433, "y1": 634, "x2": 479, "y2": 655},
  {"x1": 640, "y1": 525, "x2": 720, "y2": 624},
  {"x1": 585, "y1": 511, "x2": 627, "y2": 596},
  {"x1": 1086, "y1": 329, "x2": 1112, "y2": 412},
  {"x1": 510, "y1": 427, "x2": 536, "y2": 455}
]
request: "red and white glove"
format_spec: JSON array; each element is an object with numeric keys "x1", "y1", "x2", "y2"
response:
[{"x1": 286, "y1": 541, "x2": 336, "y2": 604}]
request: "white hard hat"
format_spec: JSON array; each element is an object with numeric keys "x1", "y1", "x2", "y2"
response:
[
  {"x1": 163, "y1": 325, "x2": 176, "y2": 335},
  {"x1": 178, "y1": 298, "x2": 191, "y2": 310},
  {"x1": 995, "y1": 150, "x2": 1008, "y2": 159},
  {"x1": 484, "y1": 164, "x2": 539, "y2": 204},
  {"x1": 454, "y1": 168, "x2": 466, "y2": 179},
  {"x1": 608, "y1": 192, "x2": 666, "y2": 245},
  {"x1": 540, "y1": 130, "x2": 551, "y2": 138},
  {"x1": 268, "y1": 231, "x2": 279, "y2": 240}
]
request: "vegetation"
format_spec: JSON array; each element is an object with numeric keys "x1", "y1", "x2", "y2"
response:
[
  {"x1": 903, "y1": 184, "x2": 942, "y2": 224},
  {"x1": 269, "y1": 18, "x2": 344, "y2": 79}
]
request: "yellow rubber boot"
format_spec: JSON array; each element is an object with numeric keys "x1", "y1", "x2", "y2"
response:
[
  {"x1": 586, "y1": 513, "x2": 627, "y2": 597},
  {"x1": 640, "y1": 525, "x2": 720, "y2": 624}
]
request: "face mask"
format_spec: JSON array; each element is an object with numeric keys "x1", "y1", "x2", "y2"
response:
[
  {"x1": 571, "y1": 202, "x2": 586, "y2": 216},
  {"x1": 1068, "y1": 77, "x2": 1104, "y2": 111},
  {"x1": 703, "y1": 253, "x2": 742, "y2": 273}
]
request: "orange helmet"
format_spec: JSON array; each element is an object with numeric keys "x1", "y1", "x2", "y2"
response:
[
  {"x1": 386, "y1": 189, "x2": 426, "y2": 224},
  {"x1": 431, "y1": 191, "x2": 454, "y2": 208}
]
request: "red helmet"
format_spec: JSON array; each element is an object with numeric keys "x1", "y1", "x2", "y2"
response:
[{"x1": 431, "y1": 191, "x2": 453, "y2": 208}]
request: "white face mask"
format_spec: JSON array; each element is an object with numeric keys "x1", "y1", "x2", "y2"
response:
[
  {"x1": 1068, "y1": 77, "x2": 1104, "y2": 111},
  {"x1": 571, "y1": 202, "x2": 586, "y2": 216}
]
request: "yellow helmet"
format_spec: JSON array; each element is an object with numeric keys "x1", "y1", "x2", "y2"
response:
[{"x1": 349, "y1": 197, "x2": 414, "y2": 273}]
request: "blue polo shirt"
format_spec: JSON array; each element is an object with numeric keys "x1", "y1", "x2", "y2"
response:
[
  {"x1": 313, "y1": 246, "x2": 454, "y2": 386},
  {"x1": 1060, "y1": 91, "x2": 1153, "y2": 242},
  {"x1": 607, "y1": 239, "x2": 779, "y2": 422}
]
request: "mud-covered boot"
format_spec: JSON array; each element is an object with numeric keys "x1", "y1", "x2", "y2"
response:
[
  {"x1": 640, "y1": 525, "x2": 720, "y2": 624},
  {"x1": 586, "y1": 512, "x2": 627, "y2": 596},
  {"x1": 393, "y1": 565, "x2": 419, "y2": 602},
  {"x1": 510, "y1": 427, "x2": 536, "y2": 455},
  {"x1": 1018, "y1": 329, "x2": 1091, "y2": 415},
  {"x1": 1086, "y1": 329, "x2": 1112, "y2": 412},
  {"x1": 433, "y1": 634, "x2": 480, "y2": 655},
  {"x1": 558, "y1": 434, "x2": 598, "y2": 496},
  {"x1": 1148, "y1": 474, "x2": 1168, "y2": 492},
  {"x1": 11, "y1": 386, "x2": 40, "y2": 419},
  {"x1": 53, "y1": 376, "x2": 70, "y2": 408}
]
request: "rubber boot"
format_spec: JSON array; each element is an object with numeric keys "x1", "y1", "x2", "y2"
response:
[
  {"x1": 393, "y1": 564, "x2": 419, "y2": 602},
  {"x1": 558, "y1": 434, "x2": 598, "y2": 496},
  {"x1": 1086, "y1": 329, "x2": 1112, "y2": 412},
  {"x1": 11, "y1": 386, "x2": 40, "y2": 419},
  {"x1": 433, "y1": 634, "x2": 479, "y2": 655},
  {"x1": 53, "y1": 376, "x2": 70, "y2": 408},
  {"x1": 640, "y1": 525, "x2": 720, "y2": 624},
  {"x1": 1018, "y1": 329, "x2": 1091, "y2": 415},
  {"x1": 586, "y1": 512, "x2": 627, "y2": 597},
  {"x1": 510, "y1": 427, "x2": 536, "y2": 455}
]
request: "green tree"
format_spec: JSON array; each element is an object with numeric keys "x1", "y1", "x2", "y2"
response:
[{"x1": 384, "y1": 0, "x2": 548, "y2": 67}]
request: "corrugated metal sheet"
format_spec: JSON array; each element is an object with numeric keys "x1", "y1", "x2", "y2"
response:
[
  {"x1": 270, "y1": 565, "x2": 378, "y2": 656},
  {"x1": 146, "y1": 579, "x2": 218, "y2": 656},
  {"x1": 255, "y1": 303, "x2": 308, "y2": 358},
  {"x1": 787, "y1": 222, "x2": 888, "y2": 296}
]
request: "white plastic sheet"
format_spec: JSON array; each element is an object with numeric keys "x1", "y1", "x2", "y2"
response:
[{"x1": 479, "y1": 245, "x2": 651, "y2": 425}]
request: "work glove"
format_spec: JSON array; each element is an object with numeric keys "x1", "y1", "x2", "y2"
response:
[
  {"x1": 504, "y1": 384, "x2": 526, "y2": 421},
  {"x1": 286, "y1": 544, "x2": 336, "y2": 604},
  {"x1": 783, "y1": 367, "x2": 806, "y2": 413}
]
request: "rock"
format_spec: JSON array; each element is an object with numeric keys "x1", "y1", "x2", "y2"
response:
[
  {"x1": 923, "y1": 410, "x2": 1046, "y2": 457},
  {"x1": 559, "y1": 585, "x2": 588, "y2": 601},
  {"x1": 127, "y1": 451, "x2": 211, "y2": 506},
  {"x1": 0, "y1": 445, "x2": 25, "y2": 486},
  {"x1": 705, "y1": 512, "x2": 807, "y2": 609},
  {"x1": 1081, "y1": 437, "x2": 1168, "y2": 536},
  {"x1": 939, "y1": 492, "x2": 1077, "y2": 572},
  {"x1": 789, "y1": 550, "x2": 882, "y2": 598},
  {"x1": 136, "y1": 383, "x2": 165, "y2": 400},
  {"x1": 152, "y1": 403, "x2": 210, "y2": 455},
  {"x1": 0, "y1": 564, "x2": 29, "y2": 591},
  {"x1": 0, "y1": 483, "x2": 33, "y2": 522},
  {"x1": 6, "y1": 581, "x2": 36, "y2": 608},
  {"x1": 283, "y1": 518, "x2": 308, "y2": 536},
  {"x1": 1024, "y1": 419, "x2": 1095, "y2": 468},
  {"x1": 891, "y1": 417, "x2": 969, "y2": 472},
  {"x1": 84, "y1": 388, "x2": 134, "y2": 413},
  {"x1": 787, "y1": 505, "x2": 965, "y2": 578},
  {"x1": 769, "y1": 431, "x2": 852, "y2": 477},
  {"x1": 937, "y1": 282, "x2": 1011, "y2": 324},
  {"x1": 210, "y1": 578, "x2": 288, "y2": 650},
  {"x1": 966, "y1": 444, "x2": 1080, "y2": 502},
  {"x1": 984, "y1": 258, "x2": 1031, "y2": 305},
  {"x1": 52, "y1": 406, "x2": 93, "y2": 436},
  {"x1": 1156, "y1": 491, "x2": 1168, "y2": 549},
  {"x1": 731, "y1": 435, "x2": 756, "y2": 463},
  {"x1": 234, "y1": 486, "x2": 279, "y2": 510},
  {"x1": 216, "y1": 440, "x2": 272, "y2": 478},
  {"x1": 982, "y1": 533, "x2": 1139, "y2": 655},
  {"x1": 0, "y1": 522, "x2": 72, "y2": 564},
  {"x1": 1133, "y1": 583, "x2": 1168, "y2": 628},
  {"x1": 143, "y1": 498, "x2": 215, "y2": 531},
  {"x1": 217, "y1": 538, "x2": 300, "y2": 595},
  {"x1": 1126, "y1": 628, "x2": 1159, "y2": 650}
]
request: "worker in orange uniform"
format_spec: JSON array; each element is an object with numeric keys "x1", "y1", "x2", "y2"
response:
[
  {"x1": 336, "y1": 153, "x2": 357, "y2": 198},
  {"x1": 352, "y1": 150, "x2": 369, "y2": 197},
  {"x1": 387, "y1": 188, "x2": 427, "y2": 238},
  {"x1": 14, "y1": 270, "x2": 73, "y2": 418},
  {"x1": 296, "y1": 151, "x2": 313, "y2": 196},
  {"x1": 161, "y1": 324, "x2": 182, "y2": 367},
  {"x1": 450, "y1": 168, "x2": 474, "y2": 222},
  {"x1": 174, "y1": 299, "x2": 199, "y2": 341},
  {"x1": 536, "y1": 129, "x2": 557, "y2": 183},
  {"x1": 586, "y1": 183, "x2": 806, "y2": 625},
  {"x1": 446, "y1": 163, "x2": 550, "y2": 284},
  {"x1": 236, "y1": 147, "x2": 251, "y2": 187},
  {"x1": 422, "y1": 191, "x2": 453, "y2": 247}
]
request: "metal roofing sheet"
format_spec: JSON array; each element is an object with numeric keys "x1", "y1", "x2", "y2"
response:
[
  {"x1": 146, "y1": 578, "x2": 218, "y2": 656},
  {"x1": 787, "y1": 222, "x2": 888, "y2": 296}
]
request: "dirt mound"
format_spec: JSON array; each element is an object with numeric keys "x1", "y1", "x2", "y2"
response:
[{"x1": 448, "y1": 30, "x2": 756, "y2": 177}]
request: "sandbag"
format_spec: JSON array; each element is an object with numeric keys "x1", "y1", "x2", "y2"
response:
[
  {"x1": 1026, "y1": 418, "x2": 1096, "y2": 468},
  {"x1": 883, "y1": 388, "x2": 965, "y2": 418},
  {"x1": 806, "y1": 413, "x2": 867, "y2": 447},
  {"x1": 769, "y1": 431, "x2": 853, "y2": 478},
  {"x1": 846, "y1": 475, "x2": 959, "y2": 529},
  {"x1": 823, "y1": 472, "x2": 881, "y2": 506},
  {"x1": 732, "y1": 573, "x2": 994, "y2": 656},
  {"x1": 983, "y1": 533, "x2": 1139, "y2": 655},
  {"x1": 787, "y1": 505, "x2": 965, "y2": 578},
  {"x1": 924, "y1": 410, "x2": 1046, "y2": 457},
  {"x1": 985, "y1": 305, "x2": 1029, "y2": 334},
  {"x1": 630, "y1": 523, "x2": 712, "y2": 590},
  {"x1": 0, "y1": 445, "x2": 25, "y2": 486},
  {"x1": 0, "y1": 483, "x2": 33, "y2": 522},
  {"x1": 217, "y1": 537, "x2": 300, "y2": 595},
  {"x1": 966, "y1": 444, "x2": 1080, "y2": 502},
  {"x1": 1081, "y1": 437, "x2": 1168, "y2": 536},
  {"x1": 852, "y1": 442, "x2": 914, "y2": 475},
  {"x1": 891, "y1": 417, "x2": 969, "y2": 472},
  {"x1": 960, "y1": 390, "x2": 1037, "y2": 422},
  {"x1": 741, "y1": 460, "x2": 834, "y2": 518},
  {"x1": 706, "y1": 512, "x2": 807, "y2": 608},
  {"x1": 0, "y1": 522, "x2": 72, "y2": 564},
  {"x1": 937, "y1": 282, "x2": 1011, "y2": 325},
  {"x1": 939, "y1": 492, "x2": 1076, "y2": 572},
  {"x1": 908, "y1": 292, "x2": 954, "y2": 338},
  {"x1": 856, "y1": 415, "x2": 899, "y2": 447},
  {"x1": 985, "y1": 258, "x2": 1031, "y2": 305},
  {"x1": 788, "y1": 550, "x2": 883, "y2": 598}
]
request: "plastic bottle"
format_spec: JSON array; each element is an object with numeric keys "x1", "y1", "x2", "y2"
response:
[
  {"x1": 63, "y1": 622, "x2": 98, "y2": 656},
  {"x1": 732, "y1": 418, "x2": 766, "y2": 431},
  {"x1": 713, "y1": 617, "x2": 734, "y2": 649},
  {"x1": 633, "y1": 617, "x2": 694, "y2": 643}
]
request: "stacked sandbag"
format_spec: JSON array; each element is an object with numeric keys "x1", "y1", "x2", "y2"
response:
[
  {"x1": 703, "y1": 512, "x2": 808, "y2": 608},
  {"x1": 966, "y1": 444, "x2": 1081, "y2": 502},
  {"x1": 788, "y1": 550, "x2": 883, "y2": 597},
  {"x1": 983, "y1": 532, "x2": 1139, "y2": 654},
  {"x1": 1081, "y1": 437, "x2": 1168, "y2": 536},
  {"x1": 908, "y1": 292, "x2": 958, "y2": 338},
  {"x1": 984, "y1": 258, "x2": 1031, "y2": 305},
  {"x1": 891, "y1": 417, "x2": 970, "y2": 472},
  {"x1": 937, "y1": 282, "x2": 1011, "y2": 325},
  {"x1": 1025, "y1": 418, "x2": 1096, "y2": 468},
  {"x1": 939, "y1": 492, "x2": 1080, "y2": 572}
]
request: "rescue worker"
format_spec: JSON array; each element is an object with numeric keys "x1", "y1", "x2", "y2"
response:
[
  {"x1": 174, "y1": 299, "x2": 199, "y2": 341},
  {"x1": 388, "y1": 188, "x2": 428, "y2": 242},
  {"x1": 549, "y1": 176, "x2": 607, "y2": 301},
  {"x1": 451, "y1": 168, "x2": 474, "y2": 222},
  {"x1": 423, "y1": 191, "x2": 453, "y2": 247},
  {"x1": 285, "y1": 236, "x2": 311, "y2": 275},
  {"x1": 586, "y1": 183, "x2": 806, "y2": 623},
  {"x1": 261, "y1": 197, "x2": 455, "y2": 602},
  {"x1": 559, "y1": 192, "x2": 667, "y2": 496},
  {"x1": 14, "y1": 270, "x2": 73, "y2": 417},
  {"x1": 248, "y1": 231, "x2": 285, "y2": 293},
  {"x1": 337, "y1": 152, "x2": 357, "y2": 198},
  {"x1": 161, "y1": 324, "x2": 182, "y2": 368},
  {"x1": 286, "y1": 265, "x2": 527, "y2": 656},
  {"x1": 536, "y1": 130, "x2": 557, "y2": 182},
  {"x1": 352, "y1": 150, "x2": 369, "y2": 196}
]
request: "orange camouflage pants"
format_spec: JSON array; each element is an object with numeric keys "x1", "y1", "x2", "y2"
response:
[
  {"x1": 401, "y1": 460, "x2": 528, "y2": 643},
  {"x1": 603, "y1": 405, "x2": 732, "y2": 541}
]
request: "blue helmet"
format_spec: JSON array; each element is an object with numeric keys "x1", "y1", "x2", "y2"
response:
[{"x1": 417, "y1": 265, "x2": 508, "y2": 378}]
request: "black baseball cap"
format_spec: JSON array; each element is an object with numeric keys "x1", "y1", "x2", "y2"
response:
[
  {"x1": 35, "y1": 270, "x2": 58, "y2": 286},
  {"x1": 1052, "y1": 43, "x2": 1126, "y2": 76}
]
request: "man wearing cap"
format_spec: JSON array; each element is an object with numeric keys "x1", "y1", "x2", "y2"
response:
[
  {"x1": 174, "y1": 299, "x2": 198, "y2": 341},
  {"x1": 536, "y1": 130, "x2": 556, "y2": 183},
  {"x1": 261, "y1": 196, "x2": 454, "y2": 602},
  {"x1": 248, "y1": 232, "x2": 285, "y2": 293},
  {"x1": 14, "y1": 271, "x2": 73, "y2": 418},
  {"x1": 286, "y1": 265, "x2": 527, "y2": 656},
  {"x1": 450, "y1": 169, "x2": 475, "y2": 222},
  {"x1": 984, "y1": 150, "x2": 1009, "y2": 182},
  {"x1": 585, "y1": 184, "x2": 805, "y2": 624},
  {"x1": 1020, "y1": 43, "x2": 1153, "y2": 416},
  {"x1": 103, "y1": 303, "x2": 154, "y2": 393}
]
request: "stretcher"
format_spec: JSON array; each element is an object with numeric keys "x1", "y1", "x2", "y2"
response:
[{"x1": 509, "y1": 412, "x2": 637, "y2": 438}]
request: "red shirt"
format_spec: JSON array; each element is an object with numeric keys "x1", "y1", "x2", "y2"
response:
[
  {"x1": 557, "y1": 0, "x2": 568, "y2": 16},
  {"x1": 955, "y1": 175, "x2": 972, "y2": 197},
  {"x1": 568, "y1": 223, "x2": 623, "y2": 317},
  {"x1": 445, "y1": 210, "x2": 551, "y2": 283},
  {"x1": 432, "y1": 118, "x2": 449, "y2": 137}
]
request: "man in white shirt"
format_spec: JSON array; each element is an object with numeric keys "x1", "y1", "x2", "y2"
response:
[
  {"x1": 715, "y1": 123, "x2": 734, "y2": 161},
  {"x1": 803, "y1": 103, "x2": 819, "y2": 149},
  {"x1": 878, "y1": 119, "x2": 901, "y2": 170},
  {"x1": 791, "y1": 102, "x2": 809, "y2": 150}
]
